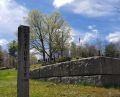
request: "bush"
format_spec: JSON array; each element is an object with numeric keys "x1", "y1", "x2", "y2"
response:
[
  {"x1": 76, "y1": 57, "x2": 79, "y2": 59},
  {"x1": 57, "y1": 57, "x2": 71, "y2": 62}
]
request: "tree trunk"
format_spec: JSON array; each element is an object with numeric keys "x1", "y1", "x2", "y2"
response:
[
  {"x1": 49, "y1": 32, "x2": 52, "y2": 62},
  {"x1": 61, "y1": 50, "x2": 63, "y2": 57},
  {"x1": 49, "y1": 53, "x2": 52, "y2": 62},
  {"x1": 41, "y1": 38, "x2": 46, "y2": 62},
  {"x1": 42, "y1": 51, "x2": 45, "y2": 62}
]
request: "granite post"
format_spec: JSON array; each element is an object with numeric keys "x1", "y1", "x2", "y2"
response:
[{"x1": 17, "y1": 25, "x2": 30, "y2": 97}]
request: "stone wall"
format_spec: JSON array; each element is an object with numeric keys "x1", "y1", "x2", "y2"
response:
[{"x1": 30, "y1": 56, "x2": 120, "y2": 87}]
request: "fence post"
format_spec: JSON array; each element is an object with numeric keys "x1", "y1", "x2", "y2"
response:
[{"x1": 17, "y1": 25, "x2": 30, "y2": 97}]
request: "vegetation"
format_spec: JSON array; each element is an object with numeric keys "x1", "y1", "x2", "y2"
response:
[
  {"x1": 70, "y1": 41, "x2": 120, "y2": 59},
  {"x1": 30, "y1": 54, "x2": 38, "y2": 65},
  {"x1": 0, "y1": 6, "x2": 120, "y2": 97},
  {"x1": 27, "y1": 10, "x2": 70, "y2": 62},
  {"x1": 8, "y1": 40, "x2": 18, "y2": 68},
  {"x1": 30, "y1": 64, "x2": 42, "y2": 71},
  {"x1": 56, "y1": 57, "x2": 71, "y2": 62},
  {"x1": 0, "y1": 46, "x2": 3, "y2": 66},
  {"x1": 0, "y1": 69, "x2": 120, "y2": 97},
  {"x1": 0, "y1": 10, "x2": 120, "y2": 68},
  {"x1": 8, "y1": 40, "x2": 17, "y2": 58},
  {"x1": 105, "y1": 43, "x2": 119, "y2": 57}
]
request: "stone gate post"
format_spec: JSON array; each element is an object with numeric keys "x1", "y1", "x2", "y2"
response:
[{"x1": 17, "y1": 25, "x2": 30, "y2": 97}]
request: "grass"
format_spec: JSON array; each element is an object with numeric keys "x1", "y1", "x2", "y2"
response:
[
  {"x1": 30, "y1": 64, "x2": 42, "y2": 71},
  {"x1": 0, "y1": 69, "x2": 120, "y2": 97}
]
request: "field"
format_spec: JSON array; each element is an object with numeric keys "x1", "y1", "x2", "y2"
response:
[{"x1": 0, "y1": 69, "x2": 120, "y2": 97}]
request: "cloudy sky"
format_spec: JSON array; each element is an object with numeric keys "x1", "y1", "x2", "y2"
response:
[{"x1": 0, "y1": 0, "x2": 120, "y2": 48}]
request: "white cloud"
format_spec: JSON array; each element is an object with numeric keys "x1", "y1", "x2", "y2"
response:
[
  {"x1": 70, "y1": 26, "x2": 98, "y2": 46},
  {"x1": 53, "y1": 0, "x2": 119, "y2": 17},
  {"x1": 0, "y1": 39, "x2": 8, "y2": 46},
  {"x1": 106, "y1": 32, "x2": 120, "y2": 43},
  {"x1": 30, "y1": 48, "x2": 42, "y2": 59},
  {"x1": 0, "y1": 0, "x2": 28, "y2": 34},
  {"x1": 79, "y1": 25, "x2": 99, "y2": 45},
  {"x1": 88, "y1": 25, "x2": 96, "y2": 30},
  {"x1": 69, "y1": 29, "x2": 78, "y2": 43},
  {"x1": 53, "y1": 0, "x2": 74, "y2": 8},
  {"x1": 88, "y1": 25, "x2": 99, "y2": 33},
  {"x1": 80, "y1": 32, "x2": 97, "y2": 45}
]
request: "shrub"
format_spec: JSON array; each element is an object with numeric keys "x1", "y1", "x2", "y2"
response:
[
  {"x1": 57, "y1": 57, "x2": 71, "y2": 62},
  {"x1": 76, "y1": 57, "x2": 79, "y2": 59}
]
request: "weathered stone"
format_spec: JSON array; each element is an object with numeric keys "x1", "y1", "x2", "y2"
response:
[
  {"x1": 30, "y1": 69, "x2": 40, "y2": 79},
  {"x1": 101, "y1": 57, "x2": 120, "y2": 74},
  {"x1": 45, "y1": 76, "x2": 102, "y2": 86},
  {"x1": 17, "y1": 25, "x2": 30, "y2": 97},
  {"x1": 30, "y1": 56, "x2": 120, "y2": 87}
]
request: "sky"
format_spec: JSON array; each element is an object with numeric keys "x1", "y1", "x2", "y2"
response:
[{"x1": 0, "y1": 0, "x2": 120, "y2": 49}]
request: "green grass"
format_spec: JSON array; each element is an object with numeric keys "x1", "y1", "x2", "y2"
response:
[
  {"x1": 30, "y1": 64, "x2": 42, "y2": 71},
  {"x1": 0, "y1": 69, "x2": 17, "y2": 97},
  {"x1": 0, "y1": 69, "x2": 120, "y2": 97}
]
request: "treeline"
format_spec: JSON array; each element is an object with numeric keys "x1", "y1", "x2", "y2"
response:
[
  {"x1": 0, "y1": 41, "x2": 17, "y2": 68},
  {"x1": 0, "y1": 40, "x2": 38, "y2": 68},
  {"x1": 70, "y1": 42, "x2": 120, "y2": 59},
  {"x1": 0, "y1": 40, "x2": 120, "y2": 68}
]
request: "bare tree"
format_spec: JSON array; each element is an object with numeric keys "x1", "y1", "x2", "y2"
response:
[
  {"x1": 27, "y1": 10, "x2": 70, "y2": 62},
  {"x1": 43, "y1": 12, "x2": 70, "y2": 59},
  {"x1": 27, "y1": 10, "x2": 47, "y2": 61}
]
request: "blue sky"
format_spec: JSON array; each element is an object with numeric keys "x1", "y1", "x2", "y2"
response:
[{"x1": 0, "y1": 0, "x2": 120, "y2": 49}]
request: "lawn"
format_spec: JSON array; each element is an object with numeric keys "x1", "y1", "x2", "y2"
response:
[{"x1": 0, "y1": 69, "x2": 120, "y2": 97}]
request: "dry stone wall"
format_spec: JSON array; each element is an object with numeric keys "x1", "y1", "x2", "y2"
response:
[{"x1": 30, "y1": 57, "x2": 120, "y2": 87}]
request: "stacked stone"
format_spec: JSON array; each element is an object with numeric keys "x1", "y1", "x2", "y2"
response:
[{"x1": 30, "y1": 57, "x2": 120, "y2": 87}]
